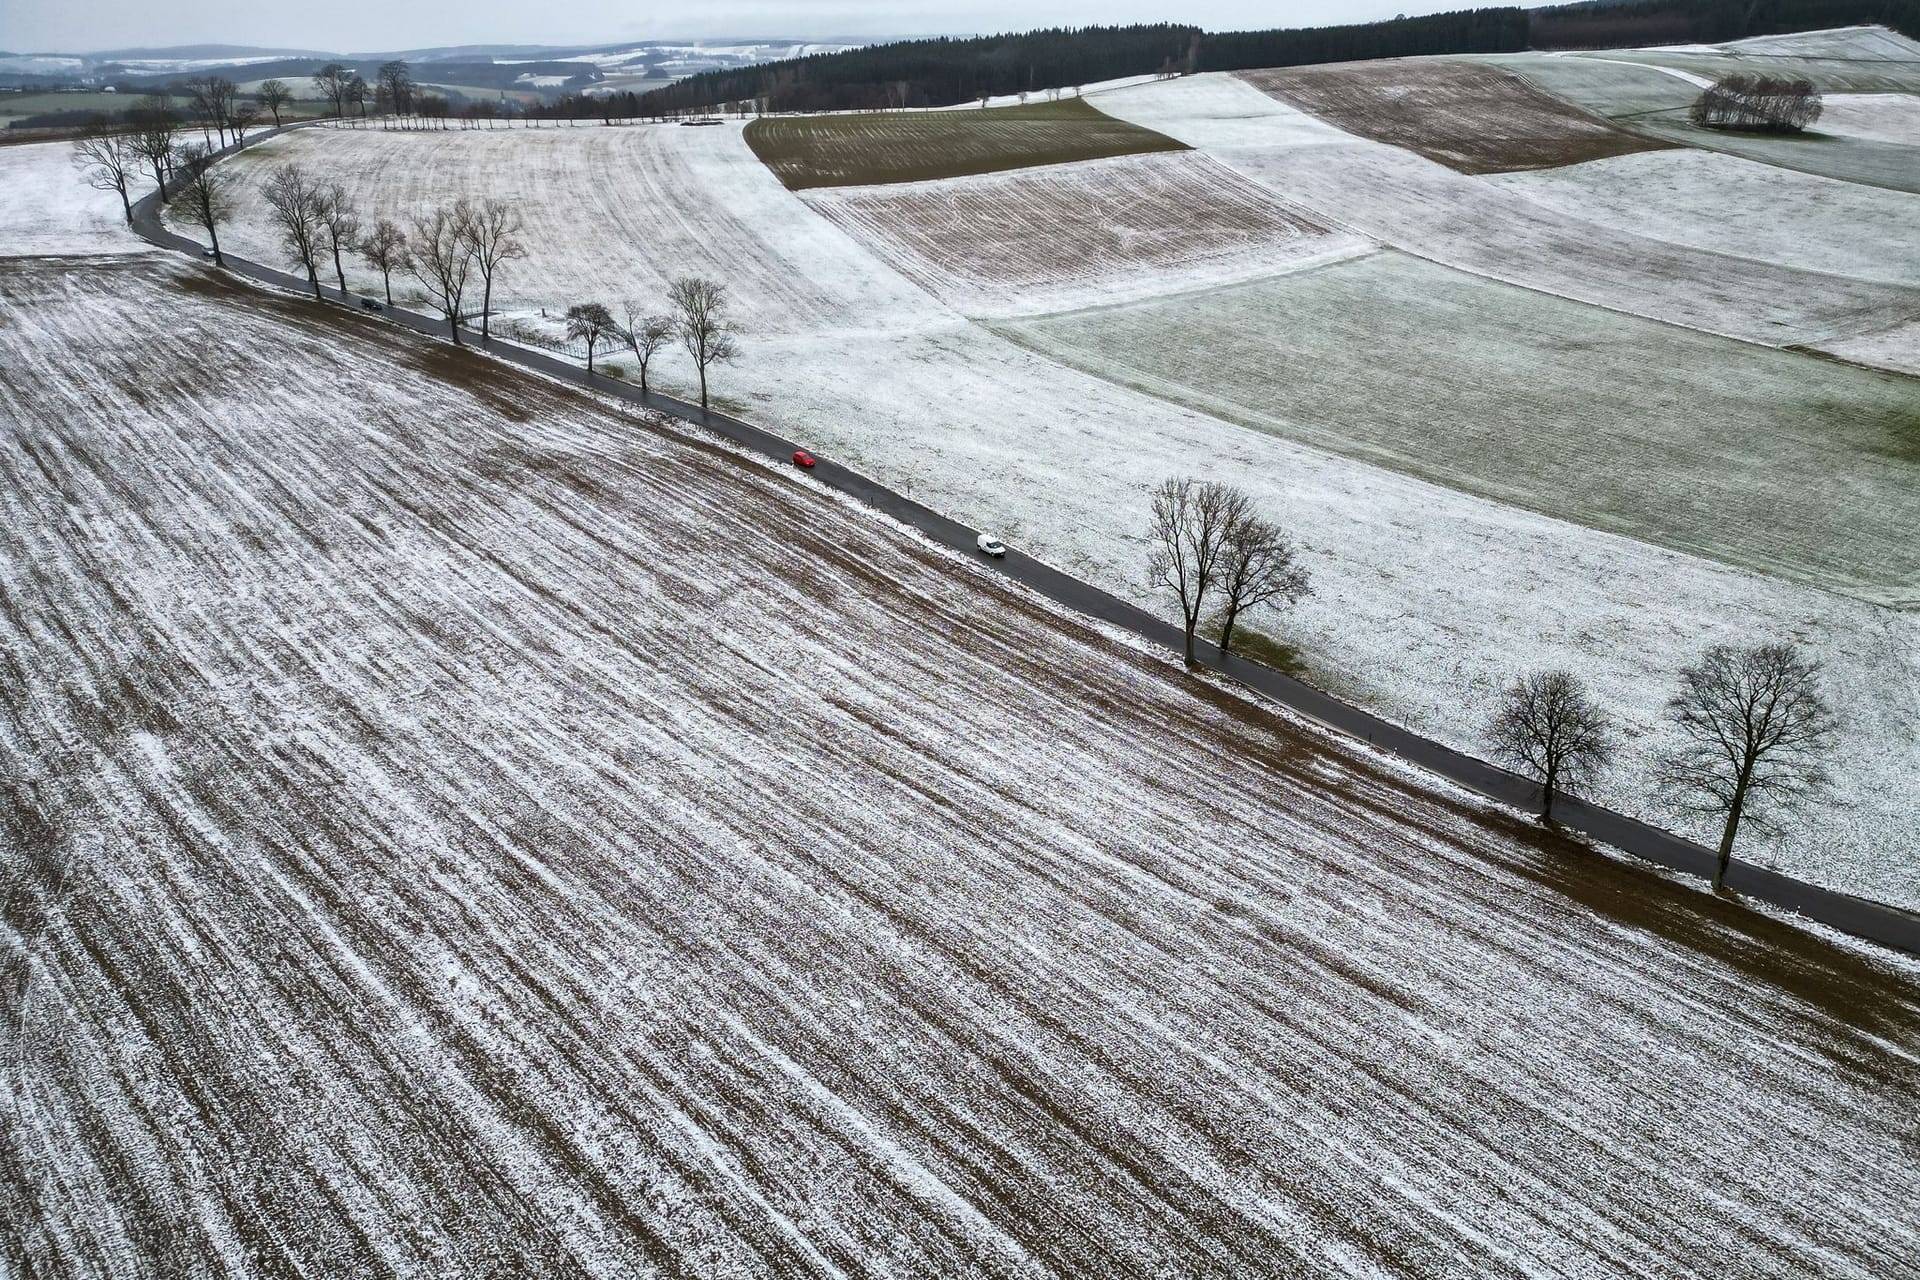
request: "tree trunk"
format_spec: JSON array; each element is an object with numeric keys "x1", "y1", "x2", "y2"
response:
[
  {"x1": 332, "y1": 245, "x2": 347, "y2": 298},
  {"x1": 1218, "y1": 603, "x2": 1240, "y2": 656},
  {"x1": 449, "y1": 312, "x2": 463, "y2": 346},
  {"x1": 1541, "y1": 760, "x2": 1556, "y2": 821},
  {"x1": 307, "y1": 263, "x2": 321, "y2": 301},
  {"x1": 118, "y1": 187, "x2": 133, "y2": 226},
  {"x1": 1182, "y1": 615, "x2": 1197, "y2": 666},
  {"x1": 698, "y1": 361, "x2": 708, "y2": 412},
  {"x1": 382, "y1": 271, "x2": 392, "y2": 306},
  {"x1": 206, "y1": 221, "x2": 222, "y2": 268},
  {"x1": 586, "y1": 344, "x2": 595, "y2": 375},
  {"x1": 1712, "y1": 781, "x2": 1748, "y2": 894},
  {"x1": 482, "y1": 276, "x2": 493, "y2": 341}
]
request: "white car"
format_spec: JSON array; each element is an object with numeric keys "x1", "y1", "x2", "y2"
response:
[{"x1": 976, "y1": 533, "x2": 1006, "y2": 558}]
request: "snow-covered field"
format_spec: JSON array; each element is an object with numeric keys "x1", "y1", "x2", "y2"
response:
[
  {"x1": 155, "y1": 110, "x2": 1920, "y2": 910},
  {"x1": 1816, "y1": 91, "x2": 1920, "y2": 143},
  {"x1": 3, "y1": 254, "x2": 1918, "y2": 1278},
  {"x1": 1486, "y1": 147, "x2": 1920, "y2": 286},
  {"x1": 1496, "y1": 51, "x2": 1920, "y2": 193},
  {"x1": 0, "y1": 141, "x2": 157, "y2": 258},
  {"x1": 1096, "y1": 73, "x2": 1920, "y2": 358},
  {"x1": 1590, "y1": 25, "x2": 1920, "y2": 93},
  {"x1": 803, "y1": 151, "x2": 1370, "y2": 318},
  {"x1": 198, "y1": 123, "x2": 938, "y2": 339}
]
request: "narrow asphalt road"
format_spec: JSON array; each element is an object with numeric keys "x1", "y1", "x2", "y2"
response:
[{"x1": 126, "y1": 144, "x2": 1920, "y2": 956}]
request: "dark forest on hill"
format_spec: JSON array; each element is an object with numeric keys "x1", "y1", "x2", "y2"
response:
[{"x1": 637, "y1": 0, "x2": 1920, "y2": 114}]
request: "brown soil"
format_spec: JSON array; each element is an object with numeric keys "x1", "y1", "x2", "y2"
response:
[{"x1": 1242, "y1": 59, "x2": 1676, "y2": 174}]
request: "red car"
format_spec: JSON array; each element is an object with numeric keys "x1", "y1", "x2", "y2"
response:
[{"x1": 792, "y1": 450, "x2": 816, "y2": 468}]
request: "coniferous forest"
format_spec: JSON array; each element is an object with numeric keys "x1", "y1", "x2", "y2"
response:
[{"x1": 637, "y1": 0, "x2": 1920, "y2": 115}]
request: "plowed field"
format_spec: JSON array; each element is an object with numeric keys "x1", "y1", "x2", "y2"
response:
[
  {"x1": 1241, "y1": 59, "x2": 1670, "y2": 173},
  {"x1": 5, "y1": 256, "x2": 1917, "y2": 1278},
  {"x1": 803, "y1": 151, "x2": 1369, "y2": 316}
]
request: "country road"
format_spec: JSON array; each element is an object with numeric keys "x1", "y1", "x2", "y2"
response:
[{"x1": 128, "y1": 137, "x2": 1920, "y2": 956}]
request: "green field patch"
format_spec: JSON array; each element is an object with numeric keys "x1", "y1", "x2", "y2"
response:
[
  {"x1": 744, "y1": 98, "x2": 1187, "y2": 189},
  {"x1": 995, "y1": 251, "x2": 1920, "y2": 606}
]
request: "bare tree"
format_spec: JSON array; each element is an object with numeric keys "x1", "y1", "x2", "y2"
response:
[
  {"x1": 71, "y1": 127, "x2": 139, "y2": 225},
  {"x1": 667, "y1": 277, "x2": 740, "y2": 413},
  {"x1": 357, "y1": 218, "x2": 409, "y2": 305},
  {"x1": 1657, "y1": 642, "x2": 1837, "y2": 893},
  {"x1": 261, "y1": 163, "x2": 326, "y2": 300},
  {"x1": 1147, "y1": 477, "x2": 1244, "y2": 665},
  {"x1": 620, "y1": 304, "x2": 674, "y2": 395},
  {"x1": 313, "y1": 181, "x2": 361, "y2": 297},
  {"x1": 456, "y1": 198, "x2": 524, "y2": 343},
  {"x1": 409, "y1": 204, "x2": 476, "y2": 344},
  {"x1": 1214, "y1": 513, "x2": 1310, "y2": 656},
  {"x1": 378, "y1": 60, "x2": 414, "y2": 118},
  {"x1": 313, "y1": 63, "x2": 352, "y2": 117},
  {"x1": 182, "y1": 76, "x2": 223, "y2": 147},
  {"x1": 346, "y1": 74, "x2": 370, "y2": 122},
  {"x1": 127, "y1": 96, "x2": 180, "y2": 199},
  {"x1": 232, "y1": 102, "x2": 261, "y2": 143},
  {"x1": 171, "y1": 144, "x2": 234, "y2": 267},
  {"x1": 565, "y1": 302, "x2": 618, "y2": 374},
  {"x1": 202, "y1": 76, "x2": 239, "y2": 146},
  {"x1": 258, "y1": 79, "x2": 292, "y2": 127},
  {"x1": 1487, "y1": 670, "x2": 1615, "y2": 822}
]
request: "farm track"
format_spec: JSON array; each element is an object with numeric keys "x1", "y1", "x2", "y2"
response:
[{"x1": 4, "y1": 253, "x2": 1920, "y2": 1279}]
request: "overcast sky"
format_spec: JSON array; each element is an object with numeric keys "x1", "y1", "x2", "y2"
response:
[{"x1": 6, "y1": 1, "x2": 1465, "y2": 55}]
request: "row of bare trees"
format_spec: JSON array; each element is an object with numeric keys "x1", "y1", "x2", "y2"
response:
[
  {"x1": 108, "y1": 129, "x2": 743, "y2": 406},
  {"x1": 70, "y1": 100, "x2": 191, "y2": 212},
  {"x1": 1487, "y1": 646, "x2": 1835, "y2": 892},
  {"x1": 1147, "y1": 475, "x2": 1838, "y2": 895},
  {"x1": 255, "y1": 167, "x2": 525, "y2": 343},
  {"x1": 564, "y1": 280, "x2": 740, "y2": 411},
  {"x1": 69, "y1": 74, "x2": 309, "y2": 223},
  {"x1": 1689, "y1": 74, "x2": 1823, "y2": 133}
]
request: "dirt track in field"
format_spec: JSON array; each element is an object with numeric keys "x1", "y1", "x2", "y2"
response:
[
  {"x1": 3, "y1": 257, "x2": 1918, "y2": 1279},
  {"x1": 1242, "y1": 60, "x2": 1674, "y2": 174}
]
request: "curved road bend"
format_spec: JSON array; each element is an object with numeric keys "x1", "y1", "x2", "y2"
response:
[{"x1": 128, "y1": 173, "x2": 1920, "y2": 957}]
